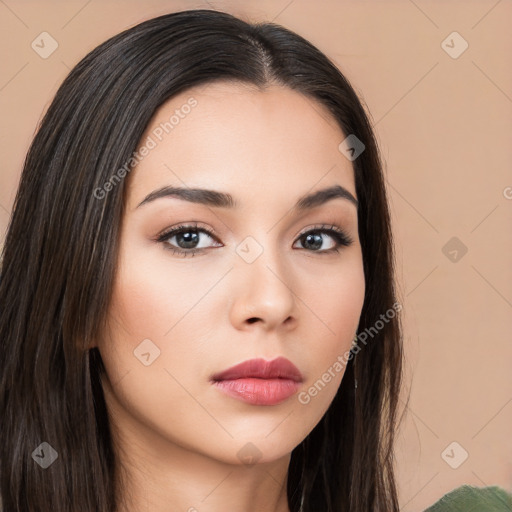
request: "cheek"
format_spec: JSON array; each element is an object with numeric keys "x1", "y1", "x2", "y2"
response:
[
  {"x1": 296, "y1": 256, "x2": 365, "y2": 396},
  {"x1": 99, "y1": 237, "x2": 226, "y2": 391},
  {"x1": 107, "y1": 242, "x2": 212, "y2": 342},
  {"x1": 303, "y1": 254, "x2": 365, "y2": 339},
  {"x1": 98, "y1": 257, "x2": 215, "y2": 449},
  {"x1": 109, "y1": 269, "x2": 172, "y2": 340}
]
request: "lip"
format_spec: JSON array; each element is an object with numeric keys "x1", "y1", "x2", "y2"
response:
[{"x1": 210, "y1": 356, "x2": 303, "y2": 406}]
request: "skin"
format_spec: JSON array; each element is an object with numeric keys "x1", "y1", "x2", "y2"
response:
[{"x1": 94, "y1": 81, "x2": 365, "y2": 512}]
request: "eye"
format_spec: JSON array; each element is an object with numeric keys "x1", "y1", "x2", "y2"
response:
[
  {"x1": 293, "y1": 224, "x2": 354, "y2": 254},
  {"x1": 156, "y1": 222, "x2": 354, "y2": 257},
  {"x1": 156, "y1": 222, "x2": 221, "y2": 257}
]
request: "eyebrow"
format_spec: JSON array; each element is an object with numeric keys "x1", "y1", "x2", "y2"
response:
[{"x1": 136, "y1": 184, "x2": 358, "y2": 211}]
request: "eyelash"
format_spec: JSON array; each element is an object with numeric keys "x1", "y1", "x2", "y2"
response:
[{"x1": 155, "y1": 222, "x2": 354, "y2": 258}]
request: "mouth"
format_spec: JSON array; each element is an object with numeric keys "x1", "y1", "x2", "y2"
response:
[{"x1": 210, "y1": 356, "x2": 303, "y2": 406}]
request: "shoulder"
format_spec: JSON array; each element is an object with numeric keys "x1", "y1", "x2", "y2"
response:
[{"x1": 423, "y1": 484, "x2": 512, "y2": 511}]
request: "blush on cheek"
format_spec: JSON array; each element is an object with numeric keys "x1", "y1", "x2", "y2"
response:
[
  {"x1": 109, "y1": 259, "x2": 182, "y2": 341},
  {"x1": 308, "y1": 274, "x2": 364, "y2": 330}
]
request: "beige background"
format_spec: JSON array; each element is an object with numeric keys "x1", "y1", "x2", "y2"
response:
[{"x1": 1, "y1": 0, "x2": 511, "y2": 509}]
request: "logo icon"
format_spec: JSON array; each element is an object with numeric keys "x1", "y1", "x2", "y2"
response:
[
  {"x1": 441, "y1": 441, "x2": 469, "y2": 469},
  {"x1": 338, "y1": 134, "x2": 365, "y2": 161},
  {"x1": 32, "y1": 442, "x2": 59, "y2": 469},
  {"x1": 441, "y1": 32, "x2": 468, "y2": 59},
  {"x1": 31, "y1": 32, "x2": 59, "y2": 59},
  {"x1": 134, "y1": 338, "x2": 161, "y2": 366},
  {"x1": 442, "y1": 236, "x2": 468, "y2": 263},
  {"x1": 236, "y1": 236, "x2": 264, "y2": 264},
  {"x1": 237, "y1": 442, "x2": 263, "y2": 466}
]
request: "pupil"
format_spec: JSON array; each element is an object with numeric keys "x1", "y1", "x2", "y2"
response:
[
  {"x1": 304, "y1": 233, "x2": 322, "y2": 250},
  {"x1": 178, "y1": 231, "x2": 199, "y2": 249}
]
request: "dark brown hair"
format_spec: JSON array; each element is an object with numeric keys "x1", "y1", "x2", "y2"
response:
[{"x1": 0, "y1": 9, "x2": 404, "y2": 511}]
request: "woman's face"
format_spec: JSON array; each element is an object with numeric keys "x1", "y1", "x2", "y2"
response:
[{"x1": 97, "y1": 82, "x2": 365, "y2": 466}]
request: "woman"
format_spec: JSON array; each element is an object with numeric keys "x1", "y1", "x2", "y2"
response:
[{"x1": 1, "y1": 8, "x2": 508, "y2": 512}]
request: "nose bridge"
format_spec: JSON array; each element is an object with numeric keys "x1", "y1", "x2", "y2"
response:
[
  {"x1": 232, "y1": 230, "x2": 296, "y2": 325},
  {"x1": 237, "y1": 230, "x2": 288, "y2": 286}
]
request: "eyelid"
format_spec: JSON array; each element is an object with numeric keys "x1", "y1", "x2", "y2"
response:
[
  {"x1": 155, "y1": 221, "x2": 218, "y2": 241},
  {"x1": 296, "y1": 223, "x2": 352, "y2": 241}
]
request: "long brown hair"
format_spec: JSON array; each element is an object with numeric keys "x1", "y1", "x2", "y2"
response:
[{"x1": 0, "y1": 9, "x2": 404, "y2": 511}]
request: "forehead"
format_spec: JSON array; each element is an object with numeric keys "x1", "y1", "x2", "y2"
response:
[{"x1": 126, "y1": 81, "x2": 356, "y2": 211}]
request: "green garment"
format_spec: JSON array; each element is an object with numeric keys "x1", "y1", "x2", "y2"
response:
[{"x1": 424, "y1": 484, "x2": 512, "y2": 511}]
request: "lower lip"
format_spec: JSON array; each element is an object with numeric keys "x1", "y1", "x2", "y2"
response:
[{"x1": 212, "y1": 378, "x2": 301, "y2": 405}]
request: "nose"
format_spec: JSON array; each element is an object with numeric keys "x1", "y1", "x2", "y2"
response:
[{"x1": 229, "y1": 244, "x2": 297, "y2": 332}]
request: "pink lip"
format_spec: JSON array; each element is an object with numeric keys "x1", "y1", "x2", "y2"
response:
[{"x1": 210, "y1": 357, "x2": 303, "y2": 406}]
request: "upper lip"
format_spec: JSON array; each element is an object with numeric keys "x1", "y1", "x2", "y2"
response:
[{"x1": 211, "y1": 356, "x2": 303, "y2": 383}]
